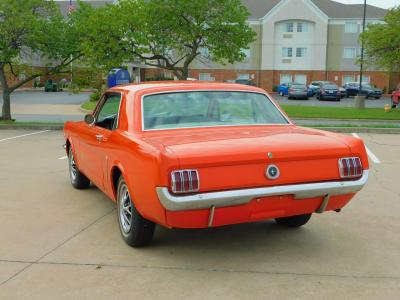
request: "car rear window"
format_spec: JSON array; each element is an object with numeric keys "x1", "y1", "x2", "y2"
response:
[
  {"x1": 142, "y1": 91, "x2": 289, "y2": 130},
  {"x1": 324, "y1": 84, "x2": 338, "y2": 89}
]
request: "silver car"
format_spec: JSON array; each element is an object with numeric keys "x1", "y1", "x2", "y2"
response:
[{"x1": 288, "y1": 84, "x2": 309, "y2": 100}]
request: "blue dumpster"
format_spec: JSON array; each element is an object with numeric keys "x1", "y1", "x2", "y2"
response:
[{"x1": 107, "y1": 68, "x2": 131, "y2": 88}]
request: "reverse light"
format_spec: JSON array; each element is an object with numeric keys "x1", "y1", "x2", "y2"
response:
[
  {"x1": 338, "y1": 157, "x2": 363, "y2": 178},
  {"x1": 171, "y1": 170, "x2": 200, "y2": 194}
]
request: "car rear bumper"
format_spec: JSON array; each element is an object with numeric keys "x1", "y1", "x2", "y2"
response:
[
  {"x1": 156, "y1": 170, "x2": 369, "y2": 211},
  {"x1": 288, "y1": 93, "x2": 308, "y2": 98}
]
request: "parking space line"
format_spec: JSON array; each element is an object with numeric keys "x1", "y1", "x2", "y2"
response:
[
  {"x1": 58, "y1": 156, "x2": 68, "y2": 160},
  {"x1": 352, "y1": 133, "x2": 381, "y2": 164},
  {"x1": 0, "y1": 130, "x2": 50, "y2": 143}
]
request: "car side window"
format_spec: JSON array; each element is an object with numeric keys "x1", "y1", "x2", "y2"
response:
[{"x1": 95, "y1": 93, "x2": 122, "y2": 130}]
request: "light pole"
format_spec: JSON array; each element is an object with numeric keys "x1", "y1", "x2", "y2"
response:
[{"x1": 355, "y1": 0, "x2": 367, "y2": 109}]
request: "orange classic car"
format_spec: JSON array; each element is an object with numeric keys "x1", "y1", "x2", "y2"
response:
[{"x1": 64, "y1": 81, "x2": 369, "y2": 247}]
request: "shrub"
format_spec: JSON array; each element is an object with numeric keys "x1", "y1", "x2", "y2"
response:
[
  {"x1": 90, "y1": 91, "x2": 101, "y2": 102},
  {"x1": 272, "y1": 85, "x2": 278, "y2": 92}
]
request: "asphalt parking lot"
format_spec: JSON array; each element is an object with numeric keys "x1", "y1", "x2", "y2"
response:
[{"x1": 0, "y1": 130, "x2": 399, "y2": 299}]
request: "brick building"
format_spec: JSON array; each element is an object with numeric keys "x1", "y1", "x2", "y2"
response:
[{"x1": 17, "y1": 0, "x2": 399, "y2": 91}]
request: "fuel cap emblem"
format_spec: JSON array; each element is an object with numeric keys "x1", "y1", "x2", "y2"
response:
[{"x1": 266, "y1": 165, "x2": 280, "y2": 180}]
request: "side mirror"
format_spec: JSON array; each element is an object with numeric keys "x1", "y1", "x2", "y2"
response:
[{"x1": 84, "y1": 114, "x2": 95, "y2": 126}]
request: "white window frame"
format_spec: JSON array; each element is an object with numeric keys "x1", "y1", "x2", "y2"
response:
[
  {"x1": 241, "y1": 48, "x2": 251, "y2": 59},
  {"x1": 199, "y1": 73, "x2": 213, "y2": 81},
  {"x1": 280, "y1": 74, "x2": 292, "y2": 84},
  {"x1": 345, "y1": 22, "x2": 358, "y2": 33},
  {"x1": 294, "y1": 74, "x2": 307, "y2": 84},
  {"x1": 297, "y1": 22, "x2": 308, "y2": 32},
  {"x1": 343, "y1": 47, "x2": 356, "y2": 59},
  {"x1": 285, "y1": 22, "x2": 294, "y2": 33},
  {"x1": 357, "y1": 75, "x2": 370, "y2": 83},
  {"x1": 342, "y1": 75, "x2": 355, "y2": 85},
  {"x1": 237, "y1": 74, "x2": 250, "y2": 80},
  {"x1": 296, "y1": 48, "x2": 307, "y2": 58},
  {"x1": 282, "y1": 47, "x2": 293, "y2": 58}
]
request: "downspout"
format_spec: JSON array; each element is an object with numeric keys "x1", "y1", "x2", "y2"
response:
[{"x1": 325, "y1": 19, "x2": 330, "y2": 81}]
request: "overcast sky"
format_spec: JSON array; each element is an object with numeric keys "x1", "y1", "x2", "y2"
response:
[{"x1": 334, "y1": 0, "x2": 399, "y2": 9}]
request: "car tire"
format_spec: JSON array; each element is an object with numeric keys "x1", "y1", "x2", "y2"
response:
[
  {"x1": 305, "y1": 97, "x2": 309, "y2": 100},
  {"x1": 275, "y1": 214, "x2": 312, "y2": 228},
  {"x1": 279, "y1": 92, "x2": 284, "y2": 96},
  {"x1": 68, "y1": 147, "x2": 90, "y2": 189},
  {"x1": 117, "y1": 176, "x2": 155, "y2": 247},
  {"x1": 374, "y1": 97, "x2": 380, "y2": 99}
]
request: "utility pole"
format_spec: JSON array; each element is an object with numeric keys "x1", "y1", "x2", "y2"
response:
[{"x1": 355, "y1": 0, "x2": 367, "y2": 109}]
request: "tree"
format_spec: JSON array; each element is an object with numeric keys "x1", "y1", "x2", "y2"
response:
[
  {"x1": 0, "y1": 0, "x2": 84, "y2": 120},
  {"x1": 80, "y1": 0, "x2": 256, "y2": 79},
  {"x1": 360, "y1": 6, "x2": 400, "y2": 73}
]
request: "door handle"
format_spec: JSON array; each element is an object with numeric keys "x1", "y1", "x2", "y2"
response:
[{"x1": 95, "y1": 134, "x2": 104, "y2": 142}]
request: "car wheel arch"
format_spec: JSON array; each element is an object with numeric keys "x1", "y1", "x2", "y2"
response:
[{"x1": 110, "y1": 164, "x2": 139, "y2": 206}]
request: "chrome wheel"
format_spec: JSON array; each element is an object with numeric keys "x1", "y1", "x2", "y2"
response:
[
  {"x1": 119, "y1": 184, "x2": 133, "y2": 234},
  {"x1": 69, "y1": 151, "x2": 77, "y2": 181}
]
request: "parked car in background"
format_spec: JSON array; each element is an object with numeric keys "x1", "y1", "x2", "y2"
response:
[
  {"x1": 235, "y1": 79, "x2": 257, "y2": 86},
  {"x1": 279, "y1": 82, "x2": 312, "y2": 97},
  {"x1": 343, "y1": 82, "x2": 382, "y2": 99},
  {"x1": 316, "y1": 82, "x2": 341, "y2": 101},
  {"x1": 288, "y1": 83, "x2": 309, "y2": 100},
  {"x1": 309, "y1": 81, "x2": 345, "y2": 98},
  {"x1": 63, "y1": 81, "x2": 369, "y2": 247},
  {"x1": 308, "y1": 81, "x2": 324, "y2": 96},
  {"x1": 338, "y1": 87, "x2": 346, "y2": 98}
]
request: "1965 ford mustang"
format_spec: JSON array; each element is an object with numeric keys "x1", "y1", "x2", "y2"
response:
[{"x1": 64, "y1": 81, "x2": 369, "y2": 247}]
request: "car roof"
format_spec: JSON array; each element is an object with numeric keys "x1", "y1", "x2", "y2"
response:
[{"x1": 108, "y1": 81, "x2": 265, "y2": 93}]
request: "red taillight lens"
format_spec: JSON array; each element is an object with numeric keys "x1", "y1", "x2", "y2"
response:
[
  {"x1": 338, "y1": 157, "x2": 363, "y2": 178},
  {"x1": 171, "y1": 170, "x2": 200, "y2": 194},
  {"x1": 320, "y1": 88, "x2": 325, "y2": 94},
  {"x1": 289, "y1": 89, "x2": 294, "y2": 92}
]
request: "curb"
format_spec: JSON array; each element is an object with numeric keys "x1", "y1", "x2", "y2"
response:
[
  {"x1": 309, "y1": 127, "x2": 400, "y2": 134},
  {"x1": 293, "y1": 117, "x2": 400, "y2": 124},
  {"x1": 0, "y1": 124, "x2": 64, "y2": 130}
]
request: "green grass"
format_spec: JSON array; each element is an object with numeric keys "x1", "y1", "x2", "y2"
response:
[
  {"x1": 281, "y1": 105, "x2": 400, "y2": 120},
  {"x1": 80, "y1": 100, "x2": 400, "y2": 121},
  {"x1": 305, "y1": 124, "x2": 400, "y2": 129},
  {"x1": 81, "y1": 101, "x2": 97, "y2": 111},
  {"x1": 0, "y1": 120, "x2": 64, "y2": 126}
]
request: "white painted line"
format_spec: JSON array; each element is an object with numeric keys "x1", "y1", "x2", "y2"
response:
[
  {"x1": 0, "y1": 130, "x2": 50, "y2": 143},
  {"x1": 352, "y1": 133, "x2": 381, "y2": 164},
  {"x1": 58, "y1": 155, "x2": 68, "y2": 160}
]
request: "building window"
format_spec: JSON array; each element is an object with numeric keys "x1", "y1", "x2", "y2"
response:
[
  {"x1": 342, "y1": 75, "x2": 355, "y2": 85},
  {"x1": 280, "y1": 74, "x2": 292, "y2": 84},
  {"x1": 285, "y1": 22, "x2": 294, "y2": 32},
  {"x1": 282, "y1": 47, "x2": 292, "y2": 57},
  {"x1": 296, "y1": 48, "x2": 307, "y2": 57},
  {"x1": 241, "y1": 48, "x2": 251, "y2": 59},
  {"x1": 357, "y1": 75, "x2": 370, "y2": 83},
  {"x1": 345, "y1": 22, "x2": 358, "y2": 33},
  {"x1": 199, "y1": 73, "x2": 213, "y2": 81},
  {"x1": 343, "y1": 47, "x2": 356, "y2": 59},
  {"x1": 237, "y1": 74, "x2": 250, "y2": 80},
  {"x1": 294, "y1": 74, "x2": 307, "y2": 84},
  {"x1": 297, "y1": 22, "x2": 308, "y2": 32}
]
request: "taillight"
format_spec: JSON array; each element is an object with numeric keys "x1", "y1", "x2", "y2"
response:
[
  {"x1": 338, "y1": 157, "x2": 363, "y2": 178},
  {"x1": 289, "y1": 88, "x2": 294, "y2": 92},
  {"x1": 171, "y1": 170, "x2": 200, "y2": 194},
  {"x1": 320, "y1": 88, "x2": 325, "y2": 94}
]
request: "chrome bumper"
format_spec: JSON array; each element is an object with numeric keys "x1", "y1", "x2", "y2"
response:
[{"x1": 156, "y1": 171, "x2": 369, "y2": 211}]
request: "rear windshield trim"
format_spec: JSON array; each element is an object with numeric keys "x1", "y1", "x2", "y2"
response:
[{"x1": 140, "y1": 90, "x2": 292, "y2": 131}]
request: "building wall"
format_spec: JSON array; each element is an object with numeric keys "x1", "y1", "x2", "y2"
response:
[
  {"x1": 189, "y1": 23, "x2": 262, "y2": 71},
  {"x1": 261, "y1": 0, "x2": 328, "y2": 71}
]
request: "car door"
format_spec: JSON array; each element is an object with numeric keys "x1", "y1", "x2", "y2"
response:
[{"x1": 79, "y1": 92, "x2": 122, "y2": 189}]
